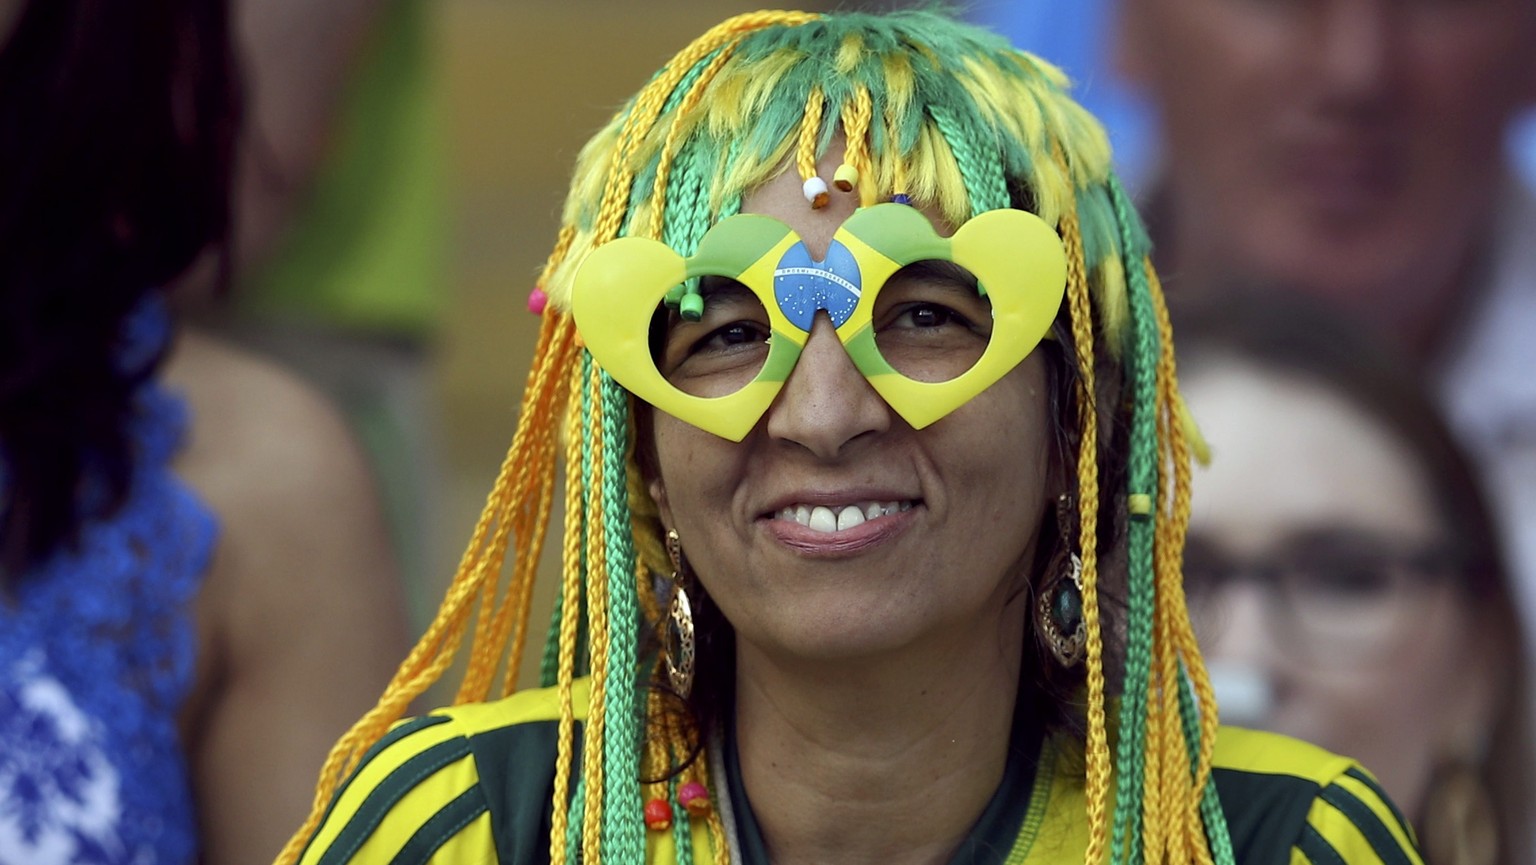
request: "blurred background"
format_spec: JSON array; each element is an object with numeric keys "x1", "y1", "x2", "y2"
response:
[{"x1": 216, "y1": 0, "x2": 1536, "y2": 693}]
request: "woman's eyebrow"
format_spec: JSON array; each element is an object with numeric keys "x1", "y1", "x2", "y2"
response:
[
  {"x1": 665, "y1": 278, "x2": 762, "y2": 328},
  {"x1": 697, "y1": 274, "x2": 751, "y2": 296},
  {"x1": 893, "y1": 260, "x2": 978, "y2": 287}
]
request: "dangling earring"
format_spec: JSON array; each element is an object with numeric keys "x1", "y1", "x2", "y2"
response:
[
  {"x1": 664, "y1": 529, "x2": 696, "y2": 699},
  {"x1": 1038, "y1": 494, "x2": 1086, "y2": 668}
]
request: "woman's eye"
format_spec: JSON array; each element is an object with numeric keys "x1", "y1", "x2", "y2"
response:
[
  {"x1": 1296, "y1": 564, "x2": 1396, "y2": 600},
  {"x1": 900, "y1": 303, "x2": 965, "y2": 329},
  {"x1": 693, "y1": 321, "x2": 769, "y2": 354}
]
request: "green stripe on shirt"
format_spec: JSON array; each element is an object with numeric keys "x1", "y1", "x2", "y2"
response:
[
  {"x1": 1318, "y1": 782, "x2": 1414, "y2": 865},
  {"x1": 1297, "y1": 823, "x2": 1348, "y2": 865},
  {"x1": 297, "y1": 715, "x2": 452, "y2": 864},
  {"x1": 1342, "y1": 768, "x2": 1412, "y2": 842},
  {"x1": 317, "y1": 736, "x2": 473, "y2": 865},
  {"x1": 389, "y1": 786, "x2": 491, "y2": 865}
]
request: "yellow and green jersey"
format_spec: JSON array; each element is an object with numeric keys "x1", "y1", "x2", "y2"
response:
[{"x1": 295, "y1": 679, "x2": 1421, "y2": 865}]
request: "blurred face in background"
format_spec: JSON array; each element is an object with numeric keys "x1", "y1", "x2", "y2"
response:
[
  {"x1": 1182, "y1": 355, "x2": 1499, "y2": 817},
  {"x1": 1119, "y1": 0, "x2": 1536, "y2": 324}
]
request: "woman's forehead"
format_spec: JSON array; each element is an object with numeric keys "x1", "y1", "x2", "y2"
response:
[
  {"x1": 740, "y1": 140, "x2": 953, "y2": 261},
  {"x1": 1185, "y1": 359, "x2": 1445, "y2": 554}
]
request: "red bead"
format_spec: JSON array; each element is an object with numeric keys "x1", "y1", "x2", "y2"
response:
[
  {"x1": 643, "y1": 798, "x2": 672, "y2": 831},
  {"x1": 527, "y1": 287, "x2": 549, "y2": 315},
  {"x1": 678, "y1": 781, "x2": 711, "y2": 817}
]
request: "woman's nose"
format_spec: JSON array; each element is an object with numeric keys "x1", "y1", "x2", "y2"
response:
[
  {"x1": 765, "y1": 314, "x2": 891, "y2": 459},
  {"x1": 1197, "y1": 585, "x2": 1282, "y2": 727},
  {"x1": 1316, "y1": 0, "x2": 1400, "y2": 107}
]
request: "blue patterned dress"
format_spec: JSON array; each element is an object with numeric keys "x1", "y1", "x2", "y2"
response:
[{"x1": 0, "y1": 305, "x2": 217, "y2": 864}]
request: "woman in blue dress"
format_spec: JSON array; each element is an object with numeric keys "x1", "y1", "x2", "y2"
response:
[{"x1": 0, "y1": 2, "x2": 411, "y2": 861}]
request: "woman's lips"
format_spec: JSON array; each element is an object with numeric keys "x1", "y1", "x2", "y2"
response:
[
  {"x1": 760, "y1": 501, "x2": 920, "y2": 557},
  {"x1": 1279, "y1": 140, "x2": 1403, "y2": 221},
  {"x1": 774, "y1": 500, "x2": 914, "y2": 532}
]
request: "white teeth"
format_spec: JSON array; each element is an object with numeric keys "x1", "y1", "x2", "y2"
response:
[
  {"x1": 776, "y1": 500, "x2": 911, "y2": 532},
  {"x1": 836, "y1": 506, "x2": 865, "y2": 531},
  {"x1": 808, "y1": 506, "x2": 838, "y2": 533}
]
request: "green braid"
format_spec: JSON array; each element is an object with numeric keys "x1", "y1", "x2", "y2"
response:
[
  {"x1": 599, "y1": 371, "x2": 644, "y2": 863},
  {"x1": 1179, "y1": 666, "x2": 1237, "y2": 865},
  {"x1": 1109, "y1": 178, "x2": 1160, "y2": 865},
  {"x1": 539, "y1": 577, "x2": 564, "y2": 687},
  {"x1": 564, "y1": 783, "x2": 587, "y2": 865},
  {"x1": 667, "y1": 775, "x2": 695, "y2": 865},
  {"x1": 629, "y1": 46, "x2": 728, "y2": 234},
  {"x1": 928, "y1": 103, "x2": 1010, "y2": 215},
  {"x1": 1099, "y1": 177, "x2": 1241, "y2": 865},
  {"x1": 664, "y1": 141, "x2": 717, "y2": 254},
  {"x1": 565, "y1": 349, "x2": 599, "y2": 865}
]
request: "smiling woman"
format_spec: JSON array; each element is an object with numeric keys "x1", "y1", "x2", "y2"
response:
[{"x1": 281, "y1": 10, "x2": 1423, "y2": 865}]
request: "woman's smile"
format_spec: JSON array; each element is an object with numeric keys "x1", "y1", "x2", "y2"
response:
[
  {"x1": 762, "y1": 495, "x2": 921, "y2": 557},
  {"x1": 646, "y1": 144, "x2": 1054, "y2": 662}
]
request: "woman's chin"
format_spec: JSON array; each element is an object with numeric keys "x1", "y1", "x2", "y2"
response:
[{"x1": 732, "y1": 599, "x2": 1001, "y2": 672}]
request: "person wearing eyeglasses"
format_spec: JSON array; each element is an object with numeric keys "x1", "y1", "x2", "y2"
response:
[{"x1": 1179, "y1": 294, "x2": 1530, "y2": 865}]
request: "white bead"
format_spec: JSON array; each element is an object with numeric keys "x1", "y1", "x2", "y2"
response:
[{"x1": 802, "y1": 176, "x2": 830, "y2": 208}]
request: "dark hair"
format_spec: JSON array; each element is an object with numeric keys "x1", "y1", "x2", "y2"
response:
[
  {"x1": 0, "y1": 0, "x2": 241, "y2": 582},
  {"x1": 1175, "y1": 290, "x2": 1531, "y2": 865}
]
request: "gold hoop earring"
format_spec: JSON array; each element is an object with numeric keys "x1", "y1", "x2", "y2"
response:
[
  {"x1": 1038, "y1": 494, "x2": 1086, "y2": 668},
  {"x1": 664, "y1": 529, "x2": 696, "y2": 699}
]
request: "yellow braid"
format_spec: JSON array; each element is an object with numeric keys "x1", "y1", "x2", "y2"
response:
[
  {"x1": 1152, "y1": 304, "x2": 1200, "y2": 865},
  {"x1": 1057, "y1": 190, "x2": 1111, "y2": 865},
  {"x1": 796, "y1": 86, "x2": 825, "y2": 184},
  {"x1": 274, "y1": 308, "x2": 575, "y2": 865},
  {"x1": 593, "y1": 12, "x2": 817, "y2": 247},
  {"x1": 630, "y1": 463, "x2": 668, "y2": 627},
  {"x1": 493, "y1": 351, "x2": 568, "y2": 697},
  {"x1": 539, "y1": 223, "x2": 578, "y2": 291},
  {"x1": 1144, "y1": 372, "x2": 1181, "y2": 865},
  {"x1": 840, "y1": 86, "x2": 875, "y2": 207},
  {"x1": 645, "y1": 38, "x2": 749, "y2": 240},
  {"x1": 550, "y1": 355, "x2": 591, "y2": 865},
  {"x1": 501, "y1": 452, "x2": 559, "y2": 697},
  {"x1": 1148, "y1": 263, "x2": 1222, "y2": 833},
  {"x1": 640, "y1": 687, "x2": 671, "y2": 835},
  {"x1": 580, "y1": 363, "x2": 612, "y2": 865}
]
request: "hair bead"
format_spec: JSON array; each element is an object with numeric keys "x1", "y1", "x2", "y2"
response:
[
  {"x1": 803, "y1": 176, "x2": 830, "y2": 209},
  {"x1": 833, "y1": 163, "x2": 859, "y2": 192},
  {"x1": 644, "y1": 798, "x2": 673, "y2": 831}
]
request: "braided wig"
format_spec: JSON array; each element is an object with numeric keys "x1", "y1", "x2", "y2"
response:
[{"x1": 283, "y1": 11, "x2": 1226, "y2": 865}]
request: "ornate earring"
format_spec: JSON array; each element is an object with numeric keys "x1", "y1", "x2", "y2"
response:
[
  {"x1": 1038, "y1": 495, "x2": 1086, "y2": 668},
  {"x1": 664, "y1": 529, "x2": 696, "y2": 699}
]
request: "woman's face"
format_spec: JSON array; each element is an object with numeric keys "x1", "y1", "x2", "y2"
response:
[
  {"x1": 1119, "y1": 0, "x2": 1536, "y2": 316},
  {"x1": 1183, "y1": 356, "x2": 1498, "y2": 816},
  {"x1": 646, "y1": 155, "x2": 1055, "y2": 670}
]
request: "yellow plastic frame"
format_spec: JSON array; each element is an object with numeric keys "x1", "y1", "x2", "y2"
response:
[{"x1": 571, "y1": 203, "x2": 1066, "y2": 441}]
